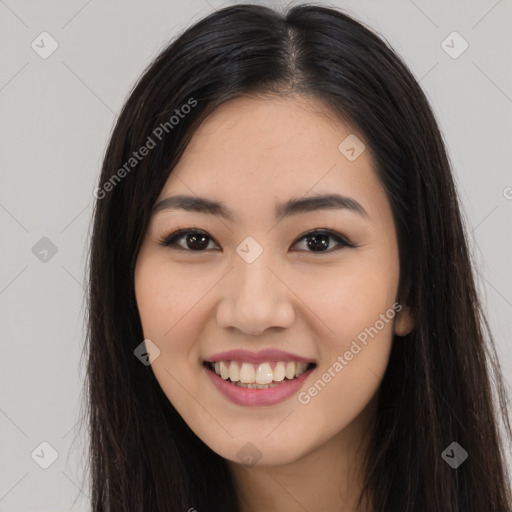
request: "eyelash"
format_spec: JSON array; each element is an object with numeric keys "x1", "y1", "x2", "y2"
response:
[{"x1": 157, "y1": 226, "x2": 356, "y2": 254}]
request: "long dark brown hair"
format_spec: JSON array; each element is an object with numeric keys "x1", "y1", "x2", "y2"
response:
[{"x1": 82, "y1": 3, "x2": 512, "y2": 511}]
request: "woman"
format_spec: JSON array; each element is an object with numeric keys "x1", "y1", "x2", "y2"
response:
[{"x1": 84, "y1": 3, "x2": 512, "y2": 511}]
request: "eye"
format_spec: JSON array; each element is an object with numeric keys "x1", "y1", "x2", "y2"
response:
[
  {"x1": 292, "y1": 229, "x2": 355, "y2": 253},
  {"x1": 158, "y1": 228, "x2": 219, "y2": 252},
  {"x1": 158, "y1": 228, "x2": 355, "y2": 254}
]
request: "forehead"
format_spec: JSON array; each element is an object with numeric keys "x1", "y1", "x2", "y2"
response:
[{"x1": 156, "y1": 95, "x2": 387, "y2": 223}]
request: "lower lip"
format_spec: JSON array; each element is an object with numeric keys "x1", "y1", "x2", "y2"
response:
[{"x1": 204, "y1": 363, "x2": 315, "y2": 407}]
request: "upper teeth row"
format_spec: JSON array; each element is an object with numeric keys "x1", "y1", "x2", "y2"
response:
[{"x1": 213, "y1": 361, "x2": 309, "y2": 384}]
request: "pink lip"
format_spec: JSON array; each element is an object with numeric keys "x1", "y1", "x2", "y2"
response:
[
  {"x1": 205, "y1": 348, "x2": 315, "y2": 365},
  {"x1": 203, "y1": 363, "x2": 315, "y2": 407}
]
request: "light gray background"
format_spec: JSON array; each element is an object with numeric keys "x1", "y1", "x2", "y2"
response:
[{"x1": 1, "y1": 0, "x2": 511, "y2": 510}]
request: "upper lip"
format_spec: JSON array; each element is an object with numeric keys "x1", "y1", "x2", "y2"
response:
[{"x1": 204, "y1": 349, "x2": 316, "y2": 365}]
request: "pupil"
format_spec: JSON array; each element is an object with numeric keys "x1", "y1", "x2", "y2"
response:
[
  {"x1": 307, "y1": 233, "x2": 329, "y2": 251},
  {"x1": 187, "y1": 233, "x2": 209, "y2": 250}
]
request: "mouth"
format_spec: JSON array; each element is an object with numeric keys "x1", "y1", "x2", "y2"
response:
[{"x1": 203, "y1": 360, "x2": 317, "y2": 389}]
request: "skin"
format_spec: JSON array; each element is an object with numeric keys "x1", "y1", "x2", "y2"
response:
[{"x1": 134, "y1": 94, "x2": 414, "y2": 512}]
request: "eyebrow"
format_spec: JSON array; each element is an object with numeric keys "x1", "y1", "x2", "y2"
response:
[{"x1": 152, "y1": 193, "x2": 369, "y2": 222}]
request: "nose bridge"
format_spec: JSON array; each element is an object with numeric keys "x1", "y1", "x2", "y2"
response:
[
  {"x1": 216, "y1": 242, "x2": 295, "y2": 335},
  {"x1": 237, "y1": 247, "x2": 275, "y2": 300},
  {"x1": 235, "y1": 233, "x2": 277, "y2": 298}
]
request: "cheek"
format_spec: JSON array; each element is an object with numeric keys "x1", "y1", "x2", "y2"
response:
[
  {"x1": 134, "y1": 254, "x2": 228, "y2": 383},
  {"x1": 134, "y1": 256, "x2": 209, "y2": 413},
  {"x1": 304, "y1": 272, "x2": 395, "y2": 396},
  {"x1": 296, "y1": 247, "x2": 399, "y2": 428},
  {"x1": 295, "y1": 253, "x2": 399, "y2": 347},
  {"x1": 135, "y1": 255, "x2": 204, "y2": 342}
]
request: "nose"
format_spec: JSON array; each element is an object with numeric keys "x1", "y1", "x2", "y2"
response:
[{"x1": 215, "y1": 251, "x2": 296, "y2": 336}]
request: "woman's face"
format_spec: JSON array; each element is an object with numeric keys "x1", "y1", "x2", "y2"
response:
[{"x1": 134, "y1": 94, "x2": 413, "y2": 466}]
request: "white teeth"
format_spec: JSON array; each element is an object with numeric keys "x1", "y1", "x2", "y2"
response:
[
  {"x1": 295, "y1": 362, "x2": 308, "y2": 377},
  {"x1": 235, "y1": 382, "x2": 281, "y2": 389},
  {"x1": 228, "y1": 362, "x2": 240, "y2": 382},
  {"x1": 209, "y1": 359, "x2": 312, "y2": 384},
  {"x1": 239, "y1": 362, "x2": 256, "y2": 383},
  {"x1": 255, "y1": 362, "x2": 273, "y2": 385},
  {"x1": 273, "y1": 362, "x2": 286, "y2": 382},
  {"x1": 219, "y1": 361, "x2": 229, "y2": 380},
  {"x1": 285, "y1": 362, "x2": 296, "y2": 380}
]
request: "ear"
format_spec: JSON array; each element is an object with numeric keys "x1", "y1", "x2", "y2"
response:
[{"x1": 394, "y1": 304, "x2": 415, "y2": 336}]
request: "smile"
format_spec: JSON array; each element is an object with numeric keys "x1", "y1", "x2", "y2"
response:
[
  {"x1": 202, "y1": 349, "x2": 317, "y2": 406},
  {"x1": 204, "y1": 360, "x2": 315, "y2": 388}
]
